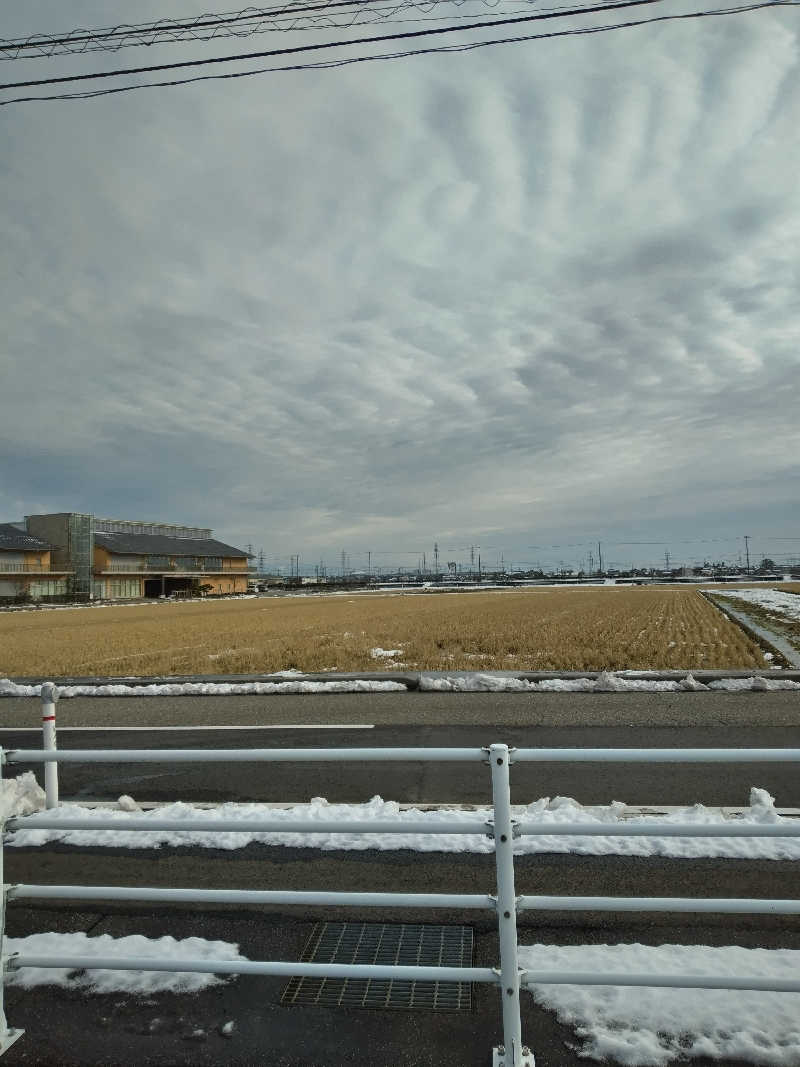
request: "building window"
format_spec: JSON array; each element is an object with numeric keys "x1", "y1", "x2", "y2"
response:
[
  {"x1": 28, "y1": 579, "x2": 68, "y2": 598},
  {"x1": 108, "y1": 578, "x2": 141, "y2": 599}
]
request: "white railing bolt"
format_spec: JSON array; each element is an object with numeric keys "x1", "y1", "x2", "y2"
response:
[{"x1": 40, "y1": 682, "x2": 59, "y2": 810}]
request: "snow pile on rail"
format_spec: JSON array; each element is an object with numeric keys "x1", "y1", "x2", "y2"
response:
[
  {"x1": 8, "y1": 788, "x2": 799, "y2": 860},
  {"x1": 709, "y1": 587, "x2": 800, "y2": 622},
  {"x1": 0, "y1": 677, "x2": 407, "y2": 698},
  {"x1": 520, "y1": 942, "x2": 800, "y2": 1065},
  {"x1": 6, "y1": 931, "x2": 245, "y2": 993},
  {"x1": 419, "y1": 672, "x2": 800, "y2": 692}
]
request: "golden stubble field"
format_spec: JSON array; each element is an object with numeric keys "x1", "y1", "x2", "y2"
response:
[{"x1": 0, "y1": 587, "x2": 769, "y2": 676}]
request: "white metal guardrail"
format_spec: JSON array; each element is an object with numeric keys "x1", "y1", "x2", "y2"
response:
[{"x1": 0, "y1": 689, "x2": 799, "y2": 1064}]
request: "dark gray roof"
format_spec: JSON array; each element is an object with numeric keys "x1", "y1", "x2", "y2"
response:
[
  {"x1": 94, "y1": 532, "x2": 248, "y2": 558},
  {"x1": 0, "y1": 523, "x2": 52, "y2": 551}
]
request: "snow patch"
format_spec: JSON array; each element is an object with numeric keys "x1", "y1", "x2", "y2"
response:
[
  {"x1": 709, "y1": 588, "x2": 800, "y2": 623},
  {"x1": 8, "y1": 790, "x2": 800, "y2": 860},
  {"x1": 520, "y1": 942, "x2": 800, "y2": 1065},
  {"x1": 0, "y1": 677, "x2": 407, "y2": 698},
  {"x1": 0, "y1": 771, "x2": 44, "y2": 822},
  {"x1": 5, "y1": 932, "x2": 246, "y2": 993},
  {"x1": 419, "y1": 673, "x2": 800, "y2": 692}
]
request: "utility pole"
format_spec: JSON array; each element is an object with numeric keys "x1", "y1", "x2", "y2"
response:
[
  {"x1": 341, "y1": 550, "x2": 346, "y2": 578},
  {"x1": 434, "y1": 542, "x2": 439, "y2": 578},
  {"x1": 665, "y1": 550, "x2": 670, "y2": 572},
  {"x1": 597, "y1": 541, "x2": 603, "y2": 575},
  {"x1": 744, "y1": 535, "x2": 751, "y2": 574}
]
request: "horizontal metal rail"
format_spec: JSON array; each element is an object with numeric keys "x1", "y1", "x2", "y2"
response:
[
  {"x1": 512, "y1": 747, "x2": 800, "y2": 762},
  {"x1": 517, "y1": 894, "x2": 800, "y2": 914},
  {"x1": 521, "y1": 970, "x2": 800, "y2": 993},
  {"x1": 516, "y1": 821, "x2": 800, "y2": 837},
  {"x1": 4, "y1": 747, "x2": 487, "y2": 764},
  {"x1": 8, "y1": 746, "x2": 800, "y2": 765},
  {"x1": 8, "y1": 955, "x2": 499, "y2": 984},
  {"x1": 6, "y1": 815, "x2": 486, "y2": 835},
  {"x1": 8, "y1": 884, "x2": 495, "y2": 910}
]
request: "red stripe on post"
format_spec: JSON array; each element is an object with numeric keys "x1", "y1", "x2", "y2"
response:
[{"x1": 41, "y1": 716, "x2": 56, "y2": 722}]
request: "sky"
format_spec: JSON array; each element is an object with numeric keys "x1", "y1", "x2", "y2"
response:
[{"x1": 1, "y1": 0, "x2": 799, "y2": 574}]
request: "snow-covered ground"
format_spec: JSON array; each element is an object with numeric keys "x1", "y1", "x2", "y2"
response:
[
  {"x1": 0, "y1": 676, "x2": 408, "y2": 697},
  {"x1": 419, "y1": 672, "x2": 800, "y2": 692},
  {"x1": 2, "y1": 671, "x2": 799, "y2": 697},
  {"x1": 709, "y1": 588, "x2": 800, "y2": 623},
  {"x1": 5, "y1": 931, "x2": 244, "y2": 993},
  {"x1": 7, "y1": 787, "x2": 800, "y2": 860},
  {"x1": 520, "y1": 942, "x2": 800, "y2": 1066}
]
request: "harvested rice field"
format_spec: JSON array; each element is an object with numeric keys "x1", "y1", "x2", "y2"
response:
[{"x1": 0, "y1": 587, "x2": 769, "y2": 676}]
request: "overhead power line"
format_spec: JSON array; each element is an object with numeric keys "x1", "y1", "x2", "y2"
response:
[
  {"x1": 0, "y1": 0, "x2": 664, "y2": 92},
  {"x1": 0, "y1": 0, "x2": 794, "y2": 104},
  {"x1": 0, "y1": 0, "x2": 656, "y2": 57}
]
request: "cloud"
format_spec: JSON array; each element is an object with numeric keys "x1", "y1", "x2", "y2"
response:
[{"x1": 1, "y1": 1, "x2": 799, "y2": 569}]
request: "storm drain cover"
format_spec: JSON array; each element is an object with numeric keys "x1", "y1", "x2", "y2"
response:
[{"x1": 281, "y1": 922, "x2": 474, "y2": 1012}]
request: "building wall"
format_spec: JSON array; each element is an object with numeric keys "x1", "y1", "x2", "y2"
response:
[
  {"x1": 23, "y1": 549, "x2": 51, "y2": 568},
  {"x1": 26, "y1": 513, "x2": 94, "y2": 596},
  {"x1": 0, "y1": 548, "x2": 62, "y2": 599},
  {"x1": 94, "y1": 545, "x2": 112, "y2": 571},
  {"x1": 25, "y1": 514, "x2": 71, "y2": 569},
  {"x1": 204, "y1": 575, "x2": 248, "y2": 595}
]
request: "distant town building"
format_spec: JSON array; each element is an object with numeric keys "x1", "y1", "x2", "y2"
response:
[{"x1": 0, "y1": 513, "x2": 250, "y2": 602}]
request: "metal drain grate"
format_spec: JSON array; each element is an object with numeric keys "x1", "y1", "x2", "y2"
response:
[{"x1": 281, "y1": 922, "x2": 474, "y2": 1011}]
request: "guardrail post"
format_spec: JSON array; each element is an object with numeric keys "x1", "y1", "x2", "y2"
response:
[
  {"x1": 0, "y1": 752, "x2": 25, "y2": 1054},
  {"x1": 40, "y1": 683, "x2": 59, "y2": 810},
  {"x1": 489, "y1": 744, "x2": 534, "y2": 1067}
]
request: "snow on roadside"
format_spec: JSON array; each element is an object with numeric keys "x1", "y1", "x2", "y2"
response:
[
  {"x1": 419, "y1": 672, "x2": 800, "y2": 692},
  {"x1": 5, "y1": 931, "x2": 245, "y2": 993},
  {"x1": 520, "y1": 942, "x2": 800, "y2": 1066},
  {"x1": 2, "y1": 672, "x2": 799, "y2": 697},
  {"x1": 8, "y1": 788, "x2": 800, "y2": 860},
  {"x1": 0, "y1": 677, "x2": 408, "y2": 698},
  {"x1": 708, "y1": 588, "x2": 800, "y2": 623}
]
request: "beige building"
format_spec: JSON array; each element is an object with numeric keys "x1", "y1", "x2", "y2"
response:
[
  {"x1": 0, "y1": 524, "x2": 71, "y2": 601},
  {"x1": 1, "y1": 513, "x2": 250, "y2": 602}
]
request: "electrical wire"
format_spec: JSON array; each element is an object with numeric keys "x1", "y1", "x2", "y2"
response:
[
  {"x1": 0, "y1": 0, "x2": 664, "y2": 92},
  {"x1": 0, "y1": 0, "x2": 641, "y2": 57},
  {"x1": 0, "y1": 0, "x2": 794, "y2": 104}
]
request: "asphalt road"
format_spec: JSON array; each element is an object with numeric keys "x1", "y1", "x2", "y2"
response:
[
  {"x1": 2, "y1": 692, "x2": 799, "y2": 1066},
  {"x1": 3, "y1": 689, "x2": 800, "y2": 728}
]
